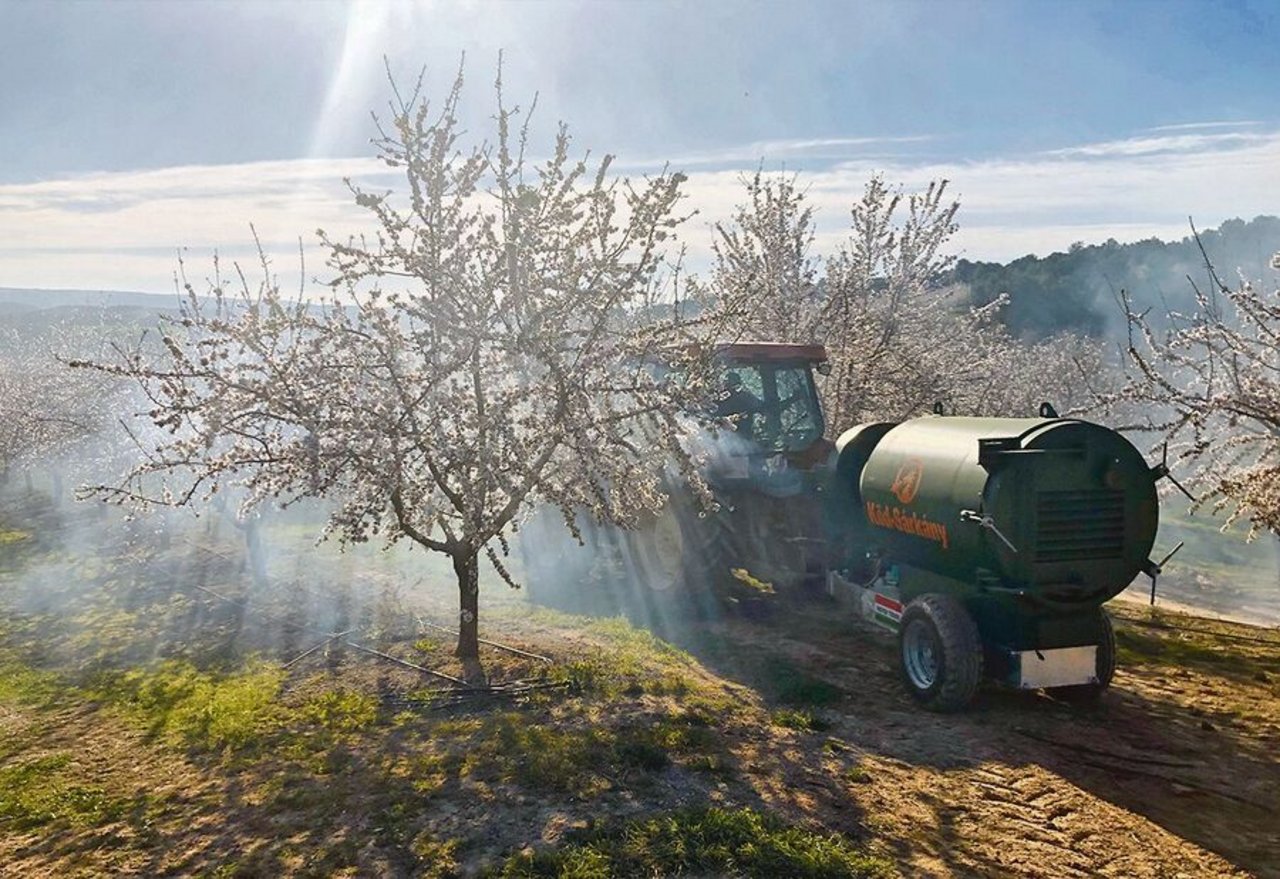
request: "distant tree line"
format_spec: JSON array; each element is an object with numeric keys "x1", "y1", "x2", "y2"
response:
[{"x1": 955, "y1": 215, "x2": 1280, "y2": 339}]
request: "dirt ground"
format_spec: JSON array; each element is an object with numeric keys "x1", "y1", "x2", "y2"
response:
[
  {"x1": 691, "y1": 599, "x2": 1280, "y2": 878},
  {"x1": 2, "y1": 575, "x2": 1277, "y2": 877}
]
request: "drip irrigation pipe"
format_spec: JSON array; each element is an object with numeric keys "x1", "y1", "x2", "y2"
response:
[
  {"x1": 343, "y1": 640, "x2": 468, "y2": 685},
  {"x1": 417, "y1": 618, "x2": 551, "y2": 663},
  {"x1": 187, "y1": 581, "x2": 469, "y2": 686}
]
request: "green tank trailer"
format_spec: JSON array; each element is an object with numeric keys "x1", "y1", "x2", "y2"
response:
[{"x1": 830, "y1": 413, "x2": 1166, "y2": 710}]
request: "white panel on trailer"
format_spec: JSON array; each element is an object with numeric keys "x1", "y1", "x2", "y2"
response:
[{"x1": 1015, "y1": 645, "x2": 1098, "y2": 689}]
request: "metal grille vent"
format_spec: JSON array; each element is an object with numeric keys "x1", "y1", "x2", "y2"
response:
[{"x1": 1035, "y1": 489, "x2": 1125, "y2": 563}]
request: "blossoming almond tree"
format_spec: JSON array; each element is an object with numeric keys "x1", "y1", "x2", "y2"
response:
[
  {"x1": 0, "y1": 324, "x2": 121, "y2": 493},
  {"x1": 74, "y1": 69, "x2": 716, "y2": 661},
  {"x1": 711, "y1": 172, "x2": 1107, "y2": 425},
  {"x1": 1110, "y1": 243, "x2": 1280, "y2": 537}
]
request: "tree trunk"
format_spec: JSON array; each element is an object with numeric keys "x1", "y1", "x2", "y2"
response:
[
  {"x1": 243, "y1": 515, "x2": 268, "y2": 591},
  {"x1": 452, "y1": 550, "x2": 481, "y2": 659}
]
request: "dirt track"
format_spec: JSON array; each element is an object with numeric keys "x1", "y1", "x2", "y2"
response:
[{"x1": 694, "y1": 603, "x2": 1280, "y2": 878}]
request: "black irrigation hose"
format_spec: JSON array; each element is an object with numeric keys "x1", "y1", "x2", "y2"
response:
[
  {"x1": 343, "y1": 640, "x2": 469, "y2": 686},
  {"x1": 381, "y1": 680, "x2": 575, "y2": 711},
  {"x1": 186, "y1": 580, "x2": 470, "y2": 686},
  {"x1": 416, "y1": 617, "x2": 552, "y2": 663},
  {"x1": 1111, "y1": 612, "x2": 1280, "y2": 648}
]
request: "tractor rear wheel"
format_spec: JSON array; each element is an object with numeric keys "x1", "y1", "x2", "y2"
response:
[
  {"x1": 898, "y1": 594, "x2": 984, "y2": 712},
  {"x1": 1053, "y1": 609, "x2": 1116, "y2": 703},
  {"x1": 623, "y1": 495, "x2": 738, "y2": 619},
  {"x1": 627, "y1": 501, "x2": 691, "y2": 593}
]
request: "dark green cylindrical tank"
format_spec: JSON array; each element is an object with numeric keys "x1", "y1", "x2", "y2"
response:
[{"x1": 838, "y1": 416, "x2": 1159, "y2": 608}]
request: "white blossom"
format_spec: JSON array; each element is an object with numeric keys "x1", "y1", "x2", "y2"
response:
[
  {"x1": 708, "y1": 173, "x2": 1108, "y2": 425},
  {"x1": 1107, "y1": 246, "x2": 1280, "y2": 538}
]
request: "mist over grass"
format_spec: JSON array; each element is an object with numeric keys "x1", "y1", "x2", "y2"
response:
[
  {"x1": 0, "y1": 470, "x2": 897, "y2": 877},
  {"x1": 0, "y1": 472, "x2": 474, "y2": 673}
]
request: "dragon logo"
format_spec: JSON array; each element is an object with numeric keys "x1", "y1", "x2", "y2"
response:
[{"x1": 890, "y1": 458, "x2": 924, "y2": 505}]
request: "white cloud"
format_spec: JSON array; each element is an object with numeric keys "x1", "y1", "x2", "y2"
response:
[
  {"x1": 1145, "y1": 120, "x2": 1262, "y2": 133},
  {"x1": 1042, "y1": 131, "x2": 1275, "y2": 158},
  {"x1": 0, "y1": 158, "x2": 393, "y2": 291},
  {"x1": 677, "y1": 127, "x2": 1280, "y2": 263},
  {"x1": 619, "y1": 135, "x2": 936, "y2": 170},
  {"x1": 2, "y1": 128, "x2": 1278, "y2": 291}
]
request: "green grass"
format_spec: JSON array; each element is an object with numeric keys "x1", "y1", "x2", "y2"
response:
[
  {"x1": 450, "y1": 711, "x2": 722, "y2": 796},
  {"x1": 0, "y1": 753, "x2": 130, "y2": 831},
  {"x1": 843, "y1": 765, "x2": 873, "y2": 784},
  {"x1": 299, "y1": 688, "x2": 380, "y2": 734},
  {"x1": 0, "y1": 510, "x2": 887, "y2": 876},
  {"x1": 460, "y1": 713, "x2": 617, "y2": 794},
  {"x1": 762, "y1": 661, "x2": 844, "y2": 707},
  {"x1": 772, "y1": 707, "x2": 832, "y2": 732},
  {"x1": 0, "y1": 524, "x2": 37, "y2": 570},
  {"x1": 100, "y1": 659, "x2": 286, "y2": 751},
  {"x1": 526, "y1": 611, "x2": 741, "y2": 716},
  {"x1": 487, "y1": 807, "x2": 894, "y2": 878},
  {"x1": 1114, "y1": 624, "x2": 1280, "y2": 681},
  {"x1": 0, "y1": 650, "x2": 64, "y2": 706},
  {"x1": 411, "y1": 833, "x2": 461, "y2": 879},
  {"x1": 0, "y1": 527, "x2": 31, "y2": 546}
]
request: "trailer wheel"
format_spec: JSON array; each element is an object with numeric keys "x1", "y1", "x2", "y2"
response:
[
  {"x1": 898, "y1": 594, "x2": 984, "y2": 712},
  {"x1": 1054, "y1": 609, "x2": 1116, "y2": 703}
]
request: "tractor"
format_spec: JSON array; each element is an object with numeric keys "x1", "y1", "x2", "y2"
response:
[
  {"x1": 626, "y1": 342, "x2": 837, "y2": 610},
  {"x1": 519, "y1": 342, "x2": 836, "y2": 617}
]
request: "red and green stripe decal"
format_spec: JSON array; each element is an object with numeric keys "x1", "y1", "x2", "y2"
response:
[{"x1": 873, "y1": 593, "x2": 903, "y2": 630}]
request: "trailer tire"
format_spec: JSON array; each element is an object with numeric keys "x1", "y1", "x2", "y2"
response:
[
  {"x1": 1054, "y1": 609, "x2": 1116, "y2": 703},
  {"x1": 898, "y1": 594, "x2": 984, "y2": 712}
]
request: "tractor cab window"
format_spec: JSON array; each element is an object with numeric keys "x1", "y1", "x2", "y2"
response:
[
  {"x1": 713, "y1": 367, "x2": 766, "y2": 440},
  {"x1": 771, "y1": 366, "x2": 824, "y2": 450},
  {"x1": 713, "y1": 362, "x2": 823, "y2": 452}
]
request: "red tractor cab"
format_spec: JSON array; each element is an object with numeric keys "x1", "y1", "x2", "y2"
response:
[
  {"x1": 619, "y1": 342, "x2": 835, "y2": 609},
  {"x1": 521, "y1": 341, "x2": 835, "y2": 618},
  {"x1": 707, "y1": 342, "x2": 834, "y2": 478}
]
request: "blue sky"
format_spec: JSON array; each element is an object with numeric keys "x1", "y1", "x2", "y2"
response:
[{"x1": 2, "y1": 0, "x2": 1277, "y2": 292}]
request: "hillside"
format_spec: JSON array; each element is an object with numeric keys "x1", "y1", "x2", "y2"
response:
[
  {"x1": 954, "y1": 215, "x2": 1280, "y2": 339},
  {"x1": 0, "y1": 288, "x2": 178, "y2": 312}
]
